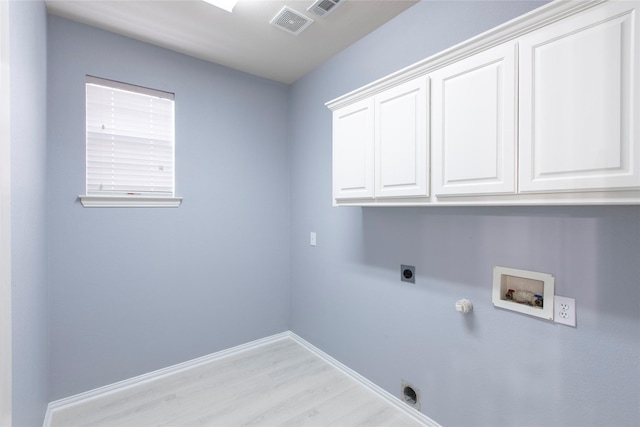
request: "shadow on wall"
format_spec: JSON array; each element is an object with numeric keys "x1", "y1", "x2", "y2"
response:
[{"x1": 360, "y1": 205, "x2": 640, "y2": 320}]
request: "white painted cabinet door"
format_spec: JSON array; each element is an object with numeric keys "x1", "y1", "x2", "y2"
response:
[
  {"x1": 519, "y1": 1, "x2": 640, "y2": 192},
  {"x1": 374, "y1": 77, "x2": 429, "y2": 198},
  {"x1": 431, "y1": 42, "x2": 517, "y2": 196},
  {"x1": 332, "y1": 98, "x2": 375, "y2": 201}
]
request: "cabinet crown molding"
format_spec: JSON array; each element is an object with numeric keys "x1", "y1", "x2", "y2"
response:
[{"x1": 326, "y1": 0, "x2": 606, "y2": 111}]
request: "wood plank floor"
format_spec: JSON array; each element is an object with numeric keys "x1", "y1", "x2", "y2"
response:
[{"x1": 50, "y1": 337, "x2": 429, "y2": 426}]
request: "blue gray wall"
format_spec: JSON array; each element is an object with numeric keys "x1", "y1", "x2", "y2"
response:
[
  {"x1": 47, "y1": 16, "x2": 291, "y2": 400},
  {"x1": 9, "y1": 0, "x2": 49, "y2": 425},
  {"x1": 289, "y1": 2, "x2": 640, "y2": 427}
]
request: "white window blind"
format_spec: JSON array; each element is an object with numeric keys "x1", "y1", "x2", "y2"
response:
[{"x1": 85, "y1": 76, "x2": 175, "y2": 197}]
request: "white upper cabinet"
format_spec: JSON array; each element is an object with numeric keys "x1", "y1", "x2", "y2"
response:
[
  {"x1": 375, "y1": 78, "x2": 429, "y2": 198},
  {"x1": 518, "y1": 0, "x2": 640, "y2": 192},
  {"x1": 327, "y1": 0, "x2": 640, "y2": 206},
  {"x1": 431, "y1": 42, "x2": 517, "y2": 196},
  {"x1": 332, "y1": 98, "x2": 374, "y2": 200},
  {"x1": 331, "y1": 77, "x2": 429, "y2": 203}
]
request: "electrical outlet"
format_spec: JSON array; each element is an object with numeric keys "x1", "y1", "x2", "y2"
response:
[
  {"x1": 554, "y1": 296, "x2": 576, "y2": 327},
  {"x1": 401, "y1": 265, "x2": 415, "y2": 284}
]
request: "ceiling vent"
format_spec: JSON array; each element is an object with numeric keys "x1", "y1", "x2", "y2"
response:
[
  {"x1": 270, "y1": 6, "x2": 313, "y2": 36},
  {"x1": 307, "y1": 0, "x2": 343, "y2": 17}
]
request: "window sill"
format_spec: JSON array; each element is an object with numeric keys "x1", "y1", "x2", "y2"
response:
[{"x1": 79, "y1": 195, "x2": 183, "y2": 208}]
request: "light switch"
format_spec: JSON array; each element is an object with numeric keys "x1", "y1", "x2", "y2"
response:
[{"x1": 310, "y1": 232, "x2": 317, "y2": 246}]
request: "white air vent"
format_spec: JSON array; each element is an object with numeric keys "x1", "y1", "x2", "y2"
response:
[
  {"x1": 270, "y1": 6, "x2": 313, "y2": 36},
  {"x1": 307, "y1": 0, "x2": 343, "y2": 17}
]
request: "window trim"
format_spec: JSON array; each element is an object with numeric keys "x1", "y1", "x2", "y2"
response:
[
  {"x1": 78, "y1": 195, "x2": 183, "y2": 208},
  {"x1": 80, "y1": 76, "x2": 181, "y2": 208}
]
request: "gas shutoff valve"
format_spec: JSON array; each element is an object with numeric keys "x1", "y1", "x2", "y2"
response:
[{"x1": 455, "y1": 299, "x2": 473, "y2": 314}]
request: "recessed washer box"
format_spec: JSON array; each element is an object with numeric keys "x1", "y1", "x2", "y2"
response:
[{"x1": 492, "y1": 266, "x2": 554, "y2": 320}]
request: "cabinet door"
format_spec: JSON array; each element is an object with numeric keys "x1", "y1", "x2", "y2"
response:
[
  {"x1": 431, "y1": 42, "x2": 517, "y2": 196},
  {"x1": 375, "y1": 77, "x2": 429, "y2": 198},
  {"x1": 519, "y1": 1, "x2": 640, "y2": 192},
  {"x1": 332, "y1": 98, "x2": 375, "y2": 201}
]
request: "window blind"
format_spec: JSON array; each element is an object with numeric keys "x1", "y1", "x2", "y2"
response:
[{"x1": 85, "y1": 76, "x2": 175, "y2": 196}]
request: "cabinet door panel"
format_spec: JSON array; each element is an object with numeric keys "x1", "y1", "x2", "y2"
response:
[
  {"x1": 519, "y1": 1, "x2": 639, "y2": 192},
  {"x1": 431, "y1": 42, "x2": 517, "y2": 196},
  {"x1": 333, "y1": 99, "x2": 374, "y2": 200},
  {"x1": 375, "y1": 78, "x2": 429, "y2": 198}
]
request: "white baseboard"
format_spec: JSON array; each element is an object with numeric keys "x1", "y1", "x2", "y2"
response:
[
  {"x1": 44, "y1": 331, "x2": 440, "y2": 427},
  {"x1": 43, "y1": 332, "x2": 291, "y2": 426}
]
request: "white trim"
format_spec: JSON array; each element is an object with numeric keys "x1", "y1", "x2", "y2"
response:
[
  {"x1": 86, "y1": 75, "x2": 174, "y2": 100},
  {"x1": 0, "y1": 0, "x2": 12, "y2": 424},
  {"x1": 332, "y1": 190, "x2": 640, "y2": 207},
  {"x1": 43, "y1": 331, "x2": 441, "y2": 427},
  {"x1": 78, "y1": 195, "x2": 182, "y2": 208}
]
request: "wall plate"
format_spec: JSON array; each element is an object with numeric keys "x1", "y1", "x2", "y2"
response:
[
  {"x1": 401, "y1": 265, "x2": 415, "y2": 284},
  {"x1": 554, "y1": 295, "x2": 576, "y2": 327}
]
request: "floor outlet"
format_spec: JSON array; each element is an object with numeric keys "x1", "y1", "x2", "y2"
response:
[{"x1": 554, "y1": 296, "x2": 576, "y2": 327}]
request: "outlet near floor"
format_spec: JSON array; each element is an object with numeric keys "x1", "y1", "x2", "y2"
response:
[
  {"x1": 554, "y1": 296, "x2": 576, "y2": 327},
  {"x1": 401, "y1": 380, "x2": 420, "y2": 410}
]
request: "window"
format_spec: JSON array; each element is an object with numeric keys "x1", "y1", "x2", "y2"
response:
[{"x1": 79, "y1": 76, "x2": 181, "y2": 207}]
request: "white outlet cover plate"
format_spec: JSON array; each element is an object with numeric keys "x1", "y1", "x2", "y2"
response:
[{"x1": 554, "y1": 295, "x2": 576, "y2": 327}]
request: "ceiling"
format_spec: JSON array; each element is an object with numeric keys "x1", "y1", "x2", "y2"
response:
[{"x1": 45, "y1": 0, "x2": 419, "y2": 84}]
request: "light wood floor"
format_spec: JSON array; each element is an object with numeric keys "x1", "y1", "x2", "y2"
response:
[{"x1": 50, "y1": 337, "x2": 430, "y2": 426}]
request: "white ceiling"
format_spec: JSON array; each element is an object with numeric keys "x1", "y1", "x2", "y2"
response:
[{"x1": 45, "y1": 0, "x2": 418, "y2": 84}]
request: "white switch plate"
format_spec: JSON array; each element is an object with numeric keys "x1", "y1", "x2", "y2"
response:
[
  {"x1": 554, "y1": 295, "x2": 576, "y2": 327},
  {"x1": 310, "y1": 232, "x2": 317, "y2": 246}
]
